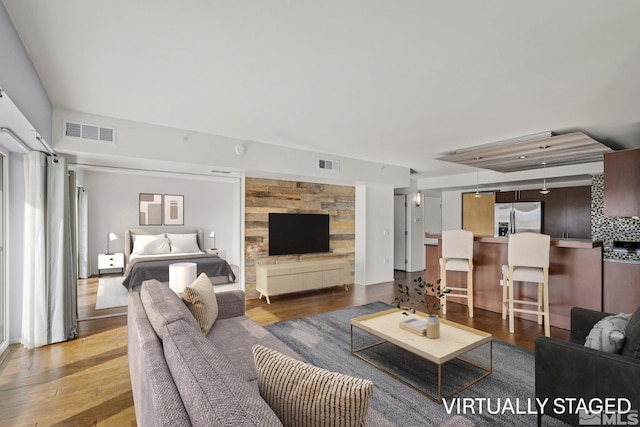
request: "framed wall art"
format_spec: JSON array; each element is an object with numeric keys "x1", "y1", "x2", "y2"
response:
[
  {"x1": 139, "y1": 193, "x2": 163, "y2": 225},
  {"x1": 163, "y1": 194, "x2": 184, "y2": 225}
]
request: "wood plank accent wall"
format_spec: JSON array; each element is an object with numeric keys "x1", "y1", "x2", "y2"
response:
[{"x1": 244, "y1": 178, "x2": 355, "y2": 299}]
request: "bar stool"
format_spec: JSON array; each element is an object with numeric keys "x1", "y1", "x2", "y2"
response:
[
  {"x1": 439, "y1": 229, "x2": 474, "y2": 317},
  {"x1": 501, "y1": 232, "x2": 551, "y2": 337}
]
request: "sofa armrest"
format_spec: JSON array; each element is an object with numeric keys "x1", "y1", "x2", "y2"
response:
[
  {"x1": 570, "y1": 307, "x2": 612, "y2": 344},
  {"x1": 535, "y1": 336, "x2": 640, "y2": 425},
  {"x1": 216, "y1": 290, "x2": 246, "y2": 319}
]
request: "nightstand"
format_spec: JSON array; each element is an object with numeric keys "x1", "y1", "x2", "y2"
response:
[
  {"x1": 205, "y1": 248, "x2": 226, "y2": 260},
  {"x1": 98, "y1": 252, "x2": 125, "y2": 275}
]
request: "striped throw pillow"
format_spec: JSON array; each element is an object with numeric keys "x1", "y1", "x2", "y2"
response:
[
  {"x1": 253, "y1": 344, "x2": 373, "y2": 427},
  {"x1": 182, "y1": 273, "x2": 218, "y2": 335}
]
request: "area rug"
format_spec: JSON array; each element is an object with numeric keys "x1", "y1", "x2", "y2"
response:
[
  {"x1": 95, "y1": 277, "x2": 129, "y2": 310},
  {"x1": 265, "y1": 302, "x2": 568, "y2": 427}
]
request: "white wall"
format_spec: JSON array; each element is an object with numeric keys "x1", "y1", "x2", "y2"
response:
[
  {"x1": 52, "y1": 108, "x2": 410, "y2": 189},
  {"x1": 0, "y1": 4, "x2": 52, "y2": 143},
  {"x1": 80, "y1": 168, "x2": 241, "y2": 275},
  {"x1": 423, "y1": 195, "x2": 442, "y2": 235},
  {"x1": 408, "y1": 196, "x2": 425, "y2": 272},
  {"x1": 441, "y1": 190, "x2": 463, "y2": 231},
  {"x1": 355, "y1": 184, "x2": 394, "y2": 285}
]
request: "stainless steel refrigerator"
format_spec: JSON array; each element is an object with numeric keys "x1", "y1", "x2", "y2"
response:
[{"x1": 494, "y1": 202, "x2": 542, "y2": 236}]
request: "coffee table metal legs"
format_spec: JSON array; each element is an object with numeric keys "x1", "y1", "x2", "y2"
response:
[{"x1": 351, "y1": 325, "x2": 493, "y2": 404}]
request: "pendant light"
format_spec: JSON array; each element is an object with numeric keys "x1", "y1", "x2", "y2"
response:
[
  {"x1": 539, "y1": 145, "x2": 550, "y2": 195},
  {"x1": 473, "y1": 157, "x2": 482, "y2": 197}
]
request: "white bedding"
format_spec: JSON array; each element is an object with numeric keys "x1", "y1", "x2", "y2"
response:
[{"x1": 129, "y1": 251, "x2": 205, "y2": 262}]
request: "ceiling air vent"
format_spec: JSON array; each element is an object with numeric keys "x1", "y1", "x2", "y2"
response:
[
  {"x1": 64, "y1": 120, "x2": 116, "y2": 144},
  {"x1": 318, "y1": 158, "x2": 340, "y2": 172}
]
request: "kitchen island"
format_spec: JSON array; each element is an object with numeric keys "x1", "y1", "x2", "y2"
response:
[{"x1": 425, "y1": 234, "x2": 603, "y2": 330}]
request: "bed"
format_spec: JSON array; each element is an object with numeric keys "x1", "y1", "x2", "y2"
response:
[{"x1": 121, "y1": 227, "x2": 236, "y2": 290}]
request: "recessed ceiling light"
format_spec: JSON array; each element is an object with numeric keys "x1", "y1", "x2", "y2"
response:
[{"x1": 518, "y1": 155, "x2": 527, "y2": 159}]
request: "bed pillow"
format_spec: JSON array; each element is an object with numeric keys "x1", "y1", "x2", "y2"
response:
[
  {"x1": 131, "y1": 233, "x2": 166, "y2": 255},
  {"x1": 584, "y1": 313, "x2": 632, "y2": 354},
  {"x1": 253, "y1": 344, "x2": 373, "y2": 427},
  {"x1": 182, "y1": 273, "x2": 218, "y2": 335},
  {"x1": 167, "y1": 233, "x2": 201, "y2": 254},
  {"x1": 138, "y1": 237, "x2": 171, "y2": 255}
]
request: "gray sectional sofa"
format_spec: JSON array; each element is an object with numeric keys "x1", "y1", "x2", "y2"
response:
[{"x1": 127, "y1": 279, "x2": 473, "y2": 426}]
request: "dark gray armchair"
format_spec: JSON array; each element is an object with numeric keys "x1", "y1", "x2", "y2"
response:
[{"x1": 535, "y1": 307, "x2": 640, "y2": 426}]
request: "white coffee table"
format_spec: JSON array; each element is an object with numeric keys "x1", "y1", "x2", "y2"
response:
[{"x1": 351, "y1": 308, "x2": 492, "y2": 403}]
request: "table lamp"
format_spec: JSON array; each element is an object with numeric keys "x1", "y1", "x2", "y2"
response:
[
  {"x1": 107, "y1": 232, "x2": 118, "y2": 254},
  {"x1": 209, "y1": 231, "x2": 216, "y2": 250}
]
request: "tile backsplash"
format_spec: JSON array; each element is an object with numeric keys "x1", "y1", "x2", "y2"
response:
[{"x1": 591, "y1": 174, "x2": 640, "y2": 261}]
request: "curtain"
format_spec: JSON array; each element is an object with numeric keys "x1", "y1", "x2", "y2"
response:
[
  {"x1": 22, "y1": 152, "x2": 47, "y2": 349},
  {"x1": 66, "y1": 170, "x2": 78, "y2": 339},
  {"x1": 22, "y1": 152, "x2": 78, "y2": 349},
  {"x1": 77, "y1": 187, "x2": 89, "y2": 279}
]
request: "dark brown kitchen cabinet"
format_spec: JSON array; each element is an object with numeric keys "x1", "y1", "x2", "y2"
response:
[
  {"x1": 604, "y1": 148, "x2": 640, "y2": 217},
  {"x1": 494, "y1": 189, "x2": 542, "y2": 203},
  {"x1": 541, "y1": 186, "x2": 591, "y2": 239}
]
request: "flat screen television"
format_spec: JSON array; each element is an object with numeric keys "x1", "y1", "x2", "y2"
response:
[{"x1": 269, "y1": 213, "x2": 330, "y2": 256}]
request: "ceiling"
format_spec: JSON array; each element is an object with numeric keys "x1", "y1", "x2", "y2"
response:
[
  {"x1": 3, "y1": 0, "x2": 640, "y2": 180},
  {"x1": 437, "y1": 132, "x2": 612, "y2": 173}
]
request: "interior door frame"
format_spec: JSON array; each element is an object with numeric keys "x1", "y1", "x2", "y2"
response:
[
  {"x1": 393, "y1": 194, "x2": 407, "y2": 271},
  {"x1": 0, "y1": 148, "x2": 8, "y2": 354}
]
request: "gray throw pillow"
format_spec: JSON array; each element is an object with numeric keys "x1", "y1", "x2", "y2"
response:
[
  {"x1": 584, "y1": 313, "x2": 632, "y2": 354},
  {"x1": 621, "y1": 307, "x2": 640, "y2": 359}
]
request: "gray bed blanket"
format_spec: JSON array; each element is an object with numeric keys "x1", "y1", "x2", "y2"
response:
[{"x1": 122, "y1": 254, "x2": 236, "y2": 290}]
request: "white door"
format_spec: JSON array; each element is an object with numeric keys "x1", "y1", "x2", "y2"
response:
[{"x1": 393, "y1": 194, "x2": 407, "y2": 271}]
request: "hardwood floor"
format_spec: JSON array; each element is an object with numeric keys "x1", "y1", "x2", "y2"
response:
[{"x1": 0, "y1": 271, "x2": 569, "y2": 426}]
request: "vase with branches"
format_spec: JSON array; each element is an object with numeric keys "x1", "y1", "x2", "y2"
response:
[{"x1": 393, "y1": 276, "x2": 450, "y2": 315}]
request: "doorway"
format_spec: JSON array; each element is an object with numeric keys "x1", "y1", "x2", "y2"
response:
[
  {"x1": 393, "y1": 194, "x2": 407, "y2": 271},
  {"x1": 0, "y1": 150, "x2": 7, "y2": 353}
]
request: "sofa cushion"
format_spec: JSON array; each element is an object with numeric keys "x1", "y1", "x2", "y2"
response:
[
  {"x1": 253, "y1": 344, "x2": 373, "y2": 427},
  {"x1": 163, "y1": 320, "x2": 283, "y2": 427},
  {"x1": 140, "y1": 279, "x2": 200, "y2": 339},
  {"x1": 207, "y1": 316, "x2": 303, "y2": 381},
  {"x1": 584, "y1": 313, "x2": 632, "y2": 354},
  {"x1": 128, "y1": 290, "x2": 191, "y2": 426},
  {"x1": 182, "y1": 273, "x2": 218, "y2": 335},
  {"x1": 622, "y1": 306, "x2": 640, "y2": 359}
]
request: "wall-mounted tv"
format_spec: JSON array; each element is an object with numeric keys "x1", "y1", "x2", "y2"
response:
[{"x1": 269, "y1": 213, "x2": 330, "y2": 256}]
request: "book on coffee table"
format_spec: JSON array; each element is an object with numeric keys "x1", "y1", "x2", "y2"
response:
[{"x1": 399, "y1": 317, "x2": 427, "y2": 336}]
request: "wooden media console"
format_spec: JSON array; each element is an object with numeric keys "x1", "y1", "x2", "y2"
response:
[{"x1": 256, "y1": 259, "x2": 352, "y2": 304}]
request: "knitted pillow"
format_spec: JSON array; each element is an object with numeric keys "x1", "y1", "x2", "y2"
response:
[
  {"x1": 253, "y1": 344, "x2": 373, "y2": 427},
  {"x1": 182, "y1": 273, "x2": 218, "y2": 335},
  {"x1": 584, "y1": 313, "x2": 632, "y2": 354},
  {"x1": 621, "y1": 307, "x2": 640, "y2": 359}
]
